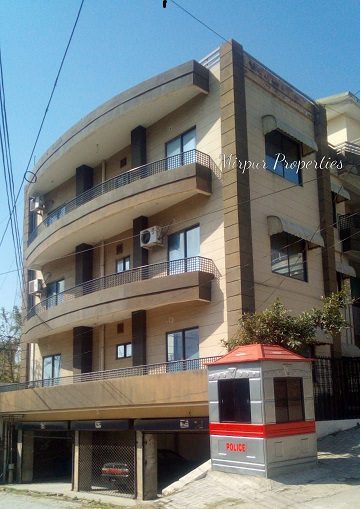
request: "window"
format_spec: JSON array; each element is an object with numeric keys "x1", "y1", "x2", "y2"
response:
[
  {"x1": 166, "y1": 328, "x2": 199, "y2": 370},
  {"x1": 271, "y1": 232, "x2": 307, "y2": 281},
  {"x1": 218, "y1": 379, "x2": 251, "y2": 423},
  {"x1": 165, "y1": 128, "x2": 196, "y2": 169},
  {"x1": 274, "y1": 377, "x2": 304, "y2": 423},
  {"x1": 46, "y1": 279, "x2": 65, "y2": 308},
  {"x1": 42, "y1": 354, "x2": 61, "y2": 385},
  {"x1": 168, "y1": 225, "x2": 200, "y2": 274},
  {"x1": 116, "y1": 342, "x2": 132, "y2": 359},
  {"x1": 265, "y1": 131, "x2": 302, "y2": 185},
  {"x1": 116, "y1": 256, "x2": 130, "y2": 273}
]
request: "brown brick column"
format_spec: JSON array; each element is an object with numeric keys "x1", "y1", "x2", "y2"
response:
[{"x1": 220, "y1": 39, "x2": 255, "y2": 341}]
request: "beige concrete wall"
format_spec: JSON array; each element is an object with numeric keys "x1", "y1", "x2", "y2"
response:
[
  {"x1": 103, "y1": 319, "x2": 133, "y2": 370},
  {"x1": 32, "y1": 332, "x2": 73, "y2": 379},
  {"x1": 41, "y1": 252, "x2": 75, "y2": 290},
  {"x1": 147, "y1": 66, "x2": 221, "y2": 167},
  {"x1": 44, "y1": 176, "x2": 75, "y2": 214},
  {"x1": 105, "y1": 145, "x2": 132, "y2": 178},
  {"x1": 327, "y1": 115, "x2": 348, "y2": 146},
  {"x1": 245, "y1": 77, "x2": 325, "y2": 314}
]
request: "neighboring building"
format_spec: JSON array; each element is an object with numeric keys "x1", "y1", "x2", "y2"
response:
[
  {"x1": 318, "y1": 92, "x2": 360, "y2": 355},
  {"x1": 0, "y1": 40, "x2": 359, "y2": 498}
]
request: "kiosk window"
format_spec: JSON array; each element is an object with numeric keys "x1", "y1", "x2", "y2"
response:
[
  {"x1": 218, "y1": 379, "x2": 251, "y2": 423},
  {"x1": 274, "y1": 377, "x2": 304, "y2": 423}
]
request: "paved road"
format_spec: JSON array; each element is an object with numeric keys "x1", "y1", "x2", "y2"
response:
[
  {"x1": 0, "y1": 491, "x2": 83, "y2": 509},
  {"x1": 0, "y1": 427, "x2": 359, "y2": 509}
]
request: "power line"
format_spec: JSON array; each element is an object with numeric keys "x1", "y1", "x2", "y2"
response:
[{"x1": 0, "y1": 0, "x2": 85, "y2": 253}]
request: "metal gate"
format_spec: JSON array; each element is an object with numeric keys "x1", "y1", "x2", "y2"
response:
[
  {"x1": 313, "y1": 357, "x2": 360, "y2": 421},
  {"x1": 78, "y1": 430, "x2": 135, "y2": 498}
]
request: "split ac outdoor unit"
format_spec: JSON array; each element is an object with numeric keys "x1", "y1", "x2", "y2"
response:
[
  {"x1": 29, "y1": 196, "x2": 44, "y2": 212},
  {"x1": 140, "y1": 226, "x2": 163, "y2": 249},
  {"x1": 28, "y1": 279, "x2": 44, "y2": 295}
]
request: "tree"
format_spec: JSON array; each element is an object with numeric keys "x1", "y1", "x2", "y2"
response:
[
  {"x1": 0, "y1": 306, "x2": 21, "y2": 383},
  {"x1": 223, "y1": 290, "x2": 350, "y2": 353},
  {"x1": 312, "y1": 288, "x2": 349, "y2": 345}
]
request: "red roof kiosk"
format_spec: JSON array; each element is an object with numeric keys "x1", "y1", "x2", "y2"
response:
[{"x1": 207, "y1": 344, "x2": 317, "y2": 477}]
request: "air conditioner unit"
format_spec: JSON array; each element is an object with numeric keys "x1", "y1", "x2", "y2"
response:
[
  {"x1": 28, "y1": 279, "x2": 44, "y2": 295},
  {"x1": 29, "y1": 196, "x2": 44, "y2": 212},
  {"x1": 140, "y1": 226, "x2": 163, "y2": 249}
]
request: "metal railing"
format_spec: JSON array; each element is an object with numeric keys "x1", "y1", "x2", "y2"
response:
[
  {"x1": 338, "y1": 213, "x2": 360, "y2": 253},
  {"x1": 334, "y1": 141, "x2": 360, "y2": 157},
  {"x1": 338, "y1": 212, "x2": 360, "y2": 232},
  {"x1": 0, "y1": 356, "x2": 221, "y2": 393},
  {"x1": 28, "y1": 149, "x2": 215, "y2": 245},
  {"x1": 27, "y1": 256, "x2": 216, "y2": 319},
  {"x1": 313, "y1": 357, "x2": 360, "y2": 420}
]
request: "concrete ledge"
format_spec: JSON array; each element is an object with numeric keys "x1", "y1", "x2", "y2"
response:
[{"x1": 316, "y1": 419, "x2": 360, "y2": 438}]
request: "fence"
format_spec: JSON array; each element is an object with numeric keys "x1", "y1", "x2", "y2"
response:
[
  {"x1": 28, "y1": 149, "x2": 216, "y2": 245},
  {"x1": 26, "y1": 256, "x2": 216, "y2": 319},
  {"x1": 0, "y1": 356, "x2": 221, "y2": 393},
  {"x1": 313, "y1": 357, "x2": 360, "y2": 421}
]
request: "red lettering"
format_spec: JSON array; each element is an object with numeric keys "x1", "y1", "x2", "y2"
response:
[{"x1": 225, "y1": 442, "x2": 247, "y2": 453}]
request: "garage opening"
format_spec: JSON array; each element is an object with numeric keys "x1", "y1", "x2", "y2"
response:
[
  {"x1": 157, "y1": 432, "x2": 210, "y2": 491},
  {"x1": 78, "y1": 430, "x2": 136, "y2": 498},
  {"x1": 33, "y1": 431, "x2": 73, "y2": 482}
]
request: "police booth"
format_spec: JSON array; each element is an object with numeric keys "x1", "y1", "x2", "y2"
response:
[{"x1": 207, "y1": 344, "x2": 317, "y2": 477}]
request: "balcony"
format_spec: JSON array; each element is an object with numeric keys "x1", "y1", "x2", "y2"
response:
[
  {"x1": 0, "y1": 357, "x2": 220, "y2": 419},
  {"x1": 338, "y1": 213, "x2": 360, "y2": 257},
  {"x1": 23, "y1": 256, "x2": 217, "y2": 343},
  {"x1": 26, "y1": 150, "x2": 215, "y2": 267}
]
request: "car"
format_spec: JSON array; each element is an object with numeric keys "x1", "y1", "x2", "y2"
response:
[{"x1": 101, "y1": 462, "x2": 129, "y2": 490}]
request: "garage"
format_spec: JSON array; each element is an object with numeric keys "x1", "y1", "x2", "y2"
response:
[
  {"x1": 33, "y1": 430, "x2": 73, "y2": 482},
  {"x1": 72, "y1": 420, "x2": 136, "y2": 498},
  {"x1": 134, "y1": 417, "x2": 210, "y2": 493},
  {"x1": 17, "y1": 422, "x2": 73, "y2": 483}
]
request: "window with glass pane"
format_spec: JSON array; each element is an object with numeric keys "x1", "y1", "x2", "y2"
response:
[
  {"x1": 116, "y1": 342, "x2": 132, "y2": 359},
  {"x1": 218, "y1": 379, "x2": 251, "y2": 423},
  {"x1": 46, "y1": 279, "x2": 65, "y2": 308},
  {"x1": 271, "y1": 232, "x2": 307, "y2": 281},
  {"x1": 265, "y1": 131, "x2": 302, "y2": 184},
  {"x1": 42, "y1": 354, "x2": 61, "y2": 385},
  {"x1": 168, "y1": 225, "x2": 200, "y2": 274},
  {"x1": 274, "y1": 377, "x2": 304, "y2": 423},
  {"x1": 116, "y1": 256, "x2": 130, "y2": 273},
  {"x1": 166, "y1": 128, "x2": 196, "y2": 169},
  {"x1": 167, "y1": 328, "x2": 199, "y2": 370}
]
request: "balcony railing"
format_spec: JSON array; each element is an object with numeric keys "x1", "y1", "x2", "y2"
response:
[
  {"x1": 0, "y1": 356, "x2": 221, "y2": 393},
  {"x1": 338, "y1": 213, "x2": 360, "y2": 252},
  {"x1": 334, "y1": 141, "x2": 360, "y2": 157},
  {"x1": 27, "y1": 256, "x2": 216, "y2": 320},
  {"x1": 28, "y1": 150, "x2": 216, "y2": 245}
]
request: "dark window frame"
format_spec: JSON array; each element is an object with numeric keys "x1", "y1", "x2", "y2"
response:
[
  {"x1": 270, "y1": 232, "x2": 308, "y2": 282},
  {"x1": 274, "y1": 377, "x2": 305, "y2": 423},
  {"x1": 265, "y1": 130, "x2": 303, "y2": 185},
  {"x1": 116, "y1": 342, "x2": 132, "y2": 359},
  {"x1": 167, "y1": 224, "x2": 200, "y2": 261},
  {"x1": 165, "y1": 126, "x2": 197, "y2": 157},
  {"x1": 218, "y1": 378, "x2": 252, "y2": 423},
  {"x1": 166, "y1": 326, "x2": 199, "y2": 363},
  {"x1": 116, "y1": 255, "x2": 131, "y2": 273},
  {"x1": 46, "y1": 278, "x2": 65, "y2": 308},
  {"x1": 42, "y1": 353, "x2": 61, "y2": 380}
]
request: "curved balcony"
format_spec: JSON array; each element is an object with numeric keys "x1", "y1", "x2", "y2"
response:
[
  {"x1": 23, "y1": 256, "x2": 217, "y2": 343},
  {"x1": 26, "y1": 150, "x2": 214, "y2": 267}
]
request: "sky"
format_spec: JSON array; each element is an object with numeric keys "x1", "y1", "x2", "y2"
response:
[{"x1": 0, "y1": 0, "x2": 359, "y2": 310}]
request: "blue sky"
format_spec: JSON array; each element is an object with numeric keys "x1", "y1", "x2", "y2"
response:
[{"x1": 0, "y1": 0, "x2": 359, "y2": 310}]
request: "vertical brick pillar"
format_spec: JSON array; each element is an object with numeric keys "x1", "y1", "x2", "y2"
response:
[{"x1": 220, "y1": 39, "x2": 255, "y2": 341}]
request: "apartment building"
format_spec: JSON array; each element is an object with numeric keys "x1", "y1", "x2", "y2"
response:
[{"x1": 0, "y1": 40, "x2": 359, "y2": 498}]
